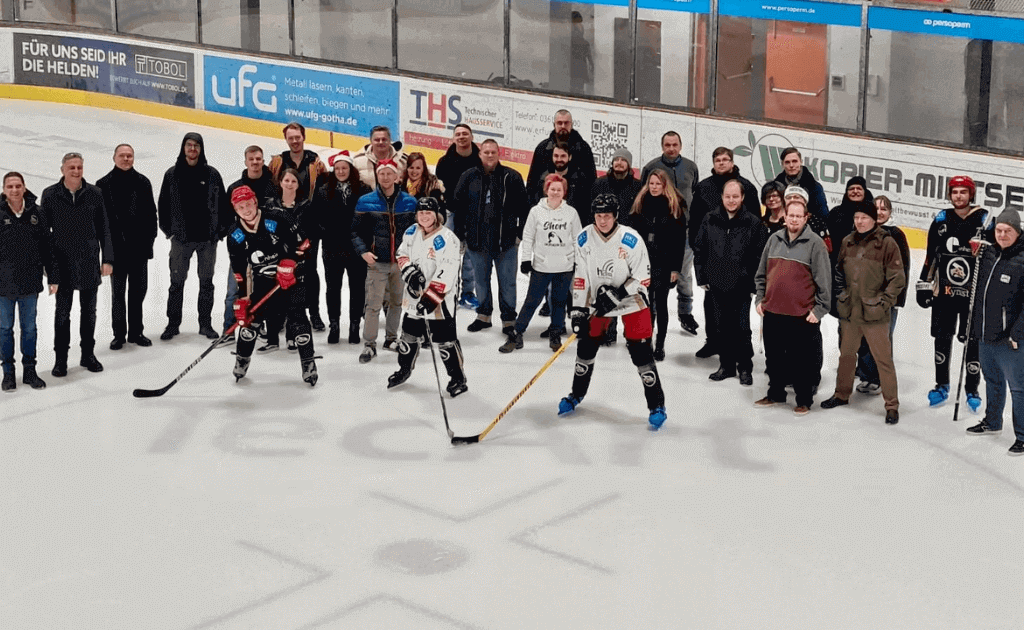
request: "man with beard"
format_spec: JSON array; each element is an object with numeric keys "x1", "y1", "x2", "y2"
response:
[
  {"x1": 917, "y1": 175, "x2": 991, "y2": 409},
  {"x1": 826, "y1": 176, "x2": 874, "y2": 269},
  {"x1": 96, "y1": 144, "x2": 158, "y2": 350},
  {"x1": 772, "y1": 147, "x2": 829, "y2": 221},
  {"x1": 529, "y1": 141, "x2": 594, "y2": 222},
  {"x1": 436, "y1": 124, "x2": 482, "y2": 310},
  {"x1": 526, "y1": 110, "x2": 596, "y2": 199},
  {"x1": 641, "y1": 131, "x2": 700, "y2": 335}
]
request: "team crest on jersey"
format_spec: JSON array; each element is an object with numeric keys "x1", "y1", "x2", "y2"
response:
[
  {"x1": 618, "y1": 247, "x2": 628, "y2": 260},
  {"x1": 621, "y1": 233, "x2": 637, "y2": 249},
  {"x1": 264, "y1": 219, "x2": 277, "y2": 233},
  {"x1": 405, "y1": 225, "x2": 417, "y2": 236},
  {"x1": 573, "y1": 277, "x2": 585, "y2": 290},
  {"x1": 433, "y1": 235, "x2": 445, "y2": 250},
  {"x1": 577, "y1": 231, "x2": 588, "y2": 247},
  {"x1": 597, "y1": 260, "x2": 615, "y2": 279},
  {"x1": 945, "y1": 257, "x2": 970, "y2": 287},
  {"x1": 231, "y1": 228, "x2": 245, "y2": 243}
]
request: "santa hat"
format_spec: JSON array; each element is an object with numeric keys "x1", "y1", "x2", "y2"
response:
[
  {"x1": 376, "y1": 159, "x2": 400, "y2": 174},
  {"x1": 328, "y1": 150, "x2": 354, "y2": 168}
]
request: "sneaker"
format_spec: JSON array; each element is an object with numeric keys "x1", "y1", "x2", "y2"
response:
[
  {"x1": 966, "y1": 421, "x2": 1001, "y2": 435},
  {"x1": 928, "y1": 384, "x2": 950, "y2": 407},
  {"x1": 110, "y1": 337, "x2": 125, "y2": 351},
  {"x1": 51, "y1": 358, "x2": 68, "y2": 378},
  {"x1": 558, "y1": 394, "x2": 582, "y2": 415},
  {"x1": 885, "y1": 409, "x2": 899, "y2": 425},
  {"x1": 738, "y1": 371, "x2": 753, "y2": 386},
  {"x1": 382, "y1": 339, "x2": 397, "y2": 352},
  {"x1": 820, "y1": 396, "x2": 849, "y2": 409},
  {"x1": 1009, "y1": 440, "x2": 1024, "y2": 456},
  {"x1": 80, "y1": 355, "x2": 104, "y2": 373},
  {"x1": 966, "y1": 392, "x2": 982, "y2": 413},
  {"x1": 856, "y1": 381, "x2": 882, "y2": 395},
  {"x1": 198, "y1": 324, "x2": 219, "y2": 340},
  {"x1": 793, "y1": 406, "x2": 811, "y2": 416},
  {"x1": 388, "y1": 367, "x2": 412, "y2": 389},
  {"x1": 498, "y1": 331, "x2": 523, "y2": 354},
  {"x1": 458, "y1": 294, "x2": 480, "y2": 310},
  {"x1": 549, "y1": 333, "x2": 562, "y2": 352},
  {"x1": 754, "y1": 396, "x2": 779, "y2": 408},
  {"x1": 128, "y1": 334, "x2": 152, "y2": 347},
  {"x1": 22, "y1": 367, "x2": 45, "y2": 390},
  {"x1": 359, "y1": 344, "x2": 377, "y2": 364},
  {"x1": 2, "y1": 372, "x2": 14, "y2": 392},
  {"x1": 679, "y1": 314, "x2": 699, "y2": 336},
  {"x1": 648, "y1": 406, "x2": 667, "y2": 430},
  {"x1": 467, "y1": 319, "x2": 492, "y2": 333},
  {"x1": 160, "y1": 326, "x2": 179, "y2": 341},
  {"x1": 539, "y1": 302, "x2": 551, "y2": 317},
  {"x1": 695, "y1": 343, "x2": 717, "y2": 359},
  {"x1": 214, "y1": 334, "x2": 235, "y2": 349},
  {"x1": 310, "y1": 312, "x2": 326, "y2": 332},
  {"x1": 257, "y1": 343, "x2": 279, "y2": 353},
  {"x1": 287, "y1": 339, "x2": 297, "y2": 352},
  {"x1": 446, "y1": 378, "x2": 468, "y2": 398},
  {"x1": 233, "y1": 356, "x2": 251, "y2": 381},
  {"x1": 328, "y1": 321, "x2": 340, "y2": 344},
  {"x1": 302, "y1": 359, "x2": 318, "y2": 387},
  {"x1": 709, "y1": 367, "x2": 735, "y2": 381}
]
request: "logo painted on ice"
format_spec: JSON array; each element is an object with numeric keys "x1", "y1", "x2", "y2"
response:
[{"x1": 210, "y1": 63, "x2": 277, "y2": 113}]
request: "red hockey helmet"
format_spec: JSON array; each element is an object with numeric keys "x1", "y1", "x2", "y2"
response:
[{"x1": 947, "y1": 175, "x2": 976, "y2": 202}]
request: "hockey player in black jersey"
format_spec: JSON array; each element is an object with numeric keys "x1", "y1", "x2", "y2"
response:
[
  {"x1": 917, "y1": 176, "x2": 992, "y2": 409},
  {"x1": 226, "y1": 185, "x2": 318, "y2": 386}
]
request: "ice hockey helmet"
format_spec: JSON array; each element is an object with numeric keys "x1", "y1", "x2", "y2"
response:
[
  {"x1": 416, "y1": 195, "x2": 446, "y2": 226},
  {"x1": 591, "y1": 193, "x2": 620, "y2": 218},
  {"x1": 947, "y1": 175, "x2": 976, "y2": 202}
]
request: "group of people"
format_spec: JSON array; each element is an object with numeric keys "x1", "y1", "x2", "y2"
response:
[{"x1": 2, "y1": 110, "x2": 1023, "y2": 452}]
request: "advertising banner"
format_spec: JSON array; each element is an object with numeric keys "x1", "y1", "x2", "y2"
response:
[
  {"x1": 638, "y1": 0, "x2": 712, "y2": 14},
  {"x1": 719, "y1": 0, "x2": 862, "y2": 27},
  {"x1": 869, "y1": 7, "x2": 1024, "y2": 44},
  {"x1": 204, "y1": 54, "x2": 399, "y2": 138},
  {"x1": 13, "y1": 32, "x2": 195, "y2": 107}
]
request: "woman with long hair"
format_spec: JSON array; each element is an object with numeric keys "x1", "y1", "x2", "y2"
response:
[
  {"x1": 628, "y1": 170, "x2": 687, "y2": 361},
  {"x1": 311, "y1": 151, "x2": 373, "y2": 344},
  {"x1": 404, "y1": 152, "x2": 445, "y2": 205},
  {"x1": 262, "y1": 168, "x2": 314, "y2": 352}
]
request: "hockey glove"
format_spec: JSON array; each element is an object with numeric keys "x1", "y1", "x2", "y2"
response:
[
  {"x1": 416, "y1": 287, "x2": 443, "y2": 316},
  {"x1": 520, "y1": 261, "x2": 533, "y2": 275},
  {"x1": 402, "y1": 264, "x2": 427, "y2": 299},
  {"x1": 569, "y1": 307, "x2": 591, "y2": 335},
  {"x1": 916, "y1": 281, "x2": 934, "y2": 309},
  {"x1": 232, "y1": 297, "x2": 252, "y2": 328},
  {"x1": 594, "y1": 284, "x2": 629, "y2": 317},
  {"x1": 276, "y1": 259, "x2": 297, "y2": 290}
]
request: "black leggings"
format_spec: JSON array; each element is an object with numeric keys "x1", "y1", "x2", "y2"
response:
[
  {"x1": 648, "y1": 280, "x2": 672, "y2": 346},
  {"x1": 324, "y1": 251, "x2": 366, "y2": 325}
]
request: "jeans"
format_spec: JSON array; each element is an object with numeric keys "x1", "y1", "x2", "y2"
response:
[
  {"x1": 445, "y1": 213, "x2": 474, "y2": 297},
  {"x1": 980, "y1": 341, "x2": 1024, "y2": 441},
  {"x1": 55, "y1": 284, "x2": 98, "y2": 358},
  {"x1": 676, "y1": 243, "x2": 693, "y2": 317},
  {"x1": 166, "y1": 238, "x2": 217, "y2": 329},
  {"x1": 0, "y1": 294, "x2": 38, "y2": 371},
  {"x1": 110, "y1": 259, "x2": 149, "y2": 339},
  {"x1": 468, "y1": 247, "x2": 518, "y2": 325},
  {"x1": 222, "y1": 269, "x2": 239, "y2": 333},
  {"x1": 515, "y1": 270, "x2": 572, "y2": 335},
  {"x1": 857, "y1": 308, "x2": 899, "y2": 385}
]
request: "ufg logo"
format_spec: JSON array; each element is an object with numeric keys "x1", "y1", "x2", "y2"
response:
[{"x1": 207, "y1": 58, "x2": 277, "y2": 113}]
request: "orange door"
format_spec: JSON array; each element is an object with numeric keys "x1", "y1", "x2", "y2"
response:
[
  {"x1": 716, "y1": 16, "x2": 758, "y2": 118},
  {"x1": 764, "y1": 21, "x2": 827, "y2": 125}
]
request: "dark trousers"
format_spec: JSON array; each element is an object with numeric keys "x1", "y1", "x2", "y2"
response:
[
  {"x1": 166, "y1": 238, "x2": 216, "y2": 329},
  {"x1": 55, "y1": 284, "x2": 98, "y2": 358},
  {"x1": 980, "y1": 341, "x2": 1024, "y2": 441},
  {"x1": 307, "y1": 239, "x2": 322, "y2": 313},
  {"x1": 763, "y1": 311, "x2": 822, "y2": 407},
  {"x1": 708, "y1": 288, "x2": 754, "y2": 372},
  {"x1": 324, "y1": 251, "x2": 366, "y2": 325},
  {"x1": 648, "y1": 280, "x2": 672, "y2": 347},
  {"x1": 111, "y1": 259, "x2": 149, "y2": 339}
]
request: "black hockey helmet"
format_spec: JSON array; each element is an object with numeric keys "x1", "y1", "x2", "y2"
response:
[
  {"x1": 416, "y1": 195, "x2": 446, "y2": 226},
  {"x1": 591, "y1": 193, "x2": 620, "y2": 219}
]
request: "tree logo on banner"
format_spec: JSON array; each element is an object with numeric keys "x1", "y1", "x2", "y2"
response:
[{"x1": 732, "y1": 130, "x2": 797, "y2": 188}]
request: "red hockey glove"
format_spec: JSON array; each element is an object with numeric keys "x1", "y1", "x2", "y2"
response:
[
  {"x1": 233, "y1": 297, "x2": 252, "y2": 328},
  {"x1": 276, "y1": 259, "x2": 297, "y2": 290}
]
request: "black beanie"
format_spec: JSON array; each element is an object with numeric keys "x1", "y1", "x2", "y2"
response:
[
  {"x1": 846, "y1": 176, "x2": 867, "y2": 191},
  {"x1": 853, "y1": 200, "x2": 877, "y2": 222}
]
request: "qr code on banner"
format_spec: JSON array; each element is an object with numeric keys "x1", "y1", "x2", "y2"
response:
[{"x1": 590, "y1": 120, "x2": 629, "y2": 170}]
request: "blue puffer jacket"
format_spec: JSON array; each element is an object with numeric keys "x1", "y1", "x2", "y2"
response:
[
  {"x1": 971, "y1": 237, "x2": 1024, "y2": 345},
  {"x1": 351, "y1": 187, "x2": 417, "y2": 264}
]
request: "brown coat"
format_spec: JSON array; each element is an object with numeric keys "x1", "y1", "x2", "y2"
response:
[{"x1": 834, "y1": 227, "x2": 906, "y2": 325}]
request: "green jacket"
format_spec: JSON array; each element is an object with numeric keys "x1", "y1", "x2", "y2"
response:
[{"x1": 834, "y1": 227, "x2": 906, "y2": 325}]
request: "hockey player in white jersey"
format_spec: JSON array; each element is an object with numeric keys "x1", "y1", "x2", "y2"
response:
[
  {"x1": 558, "y1": 194, "x2": 668, "y2": 429},
  {"x1": 388, "y1": 197, "x2": 468, "y2": 397}
]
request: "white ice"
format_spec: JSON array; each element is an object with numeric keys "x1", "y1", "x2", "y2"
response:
[{"x1": 1, "y1": 100, "x2": 1023, "y2": 630}]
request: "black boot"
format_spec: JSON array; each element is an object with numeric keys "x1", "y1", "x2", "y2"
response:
[
  {"x1": 653, "y1": 338, "x2": 666, "y2": 362},
  {"x1": 23, "y1": 364, "x2": 46, "y2": 390},
  {"x1": 328, "y1": 320, "x2": 340, "y2": 344},
  {"x1": 2, "y1": 371, "x2": 14, "y2": 392},
  {"x1": 80, "y1": 354, "x2": 104, "y2": 373},
  {"x1": 388, "y1": 367, "x2": 413, "y2": 388},
  {"x1": 52, "y1": 355, "x2": 68, "y2": 377},
  {"x1": 348, "y1": 321, "x2": 361, "y2": 344},
  {"x1": 310, "y1": 311, "x2": 326, "y2": 332}
]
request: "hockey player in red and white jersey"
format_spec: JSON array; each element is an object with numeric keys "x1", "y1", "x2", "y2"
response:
[
  {"x1": 558, "y1": 194, "x2": 668, "y2": 429},
  {"x1": 388, "y1": 197, "x2": 469, "y2": 397}
]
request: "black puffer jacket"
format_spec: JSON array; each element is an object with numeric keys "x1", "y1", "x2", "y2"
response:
[
  {"x1": 694, "y1": 206, "x2": 768, "y2": 294},
  {"x1": 96, "y1": 166, "x2": 158, "y2": 261},
  {"x1": 0, "y1": 191, "x2": 58, "y2": 296},
  {"x1": 40, "y1": 178, "x2": 114, "y2": 290},
  {"x1": 627, "y1": 193, "x2": 686, "y2": 285},
  {"x1": 971, "y1": 237, "x2": 1024, "y2": 345}
]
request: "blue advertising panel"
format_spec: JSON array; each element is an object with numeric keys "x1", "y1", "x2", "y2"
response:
[
  {"x1": 204, "y1": 55, "x2": 399, "y2": 136},
  {"x1": 639, "y1": 0, "x2": 711, "y2": 14},
  {"x1": 719, "y1": 0, "x2": 861, "y2": 27},
  {"x1": 869, "y1": 7, "x2": 1024, "y2": 44},
  {"x1": 14, "y1": 32, "x2": 195, "y2": 107}
]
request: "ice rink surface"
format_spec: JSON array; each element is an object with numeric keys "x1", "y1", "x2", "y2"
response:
[{"x1": 2, "y1": 100, "x2": 1023, "y2": 629}]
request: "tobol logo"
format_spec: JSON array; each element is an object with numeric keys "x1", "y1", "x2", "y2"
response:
[{"x1": 210, "y1": 63, "x2": 277, "y2": 113}]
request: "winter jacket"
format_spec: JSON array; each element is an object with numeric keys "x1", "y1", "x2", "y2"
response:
[
  {"x1": 311, "y1": 178, "x2": 372, "y2": 257},
  {"x1": 520, "y1": 199, "x2": 582, "y2": 274},
  {"x1": 689, "y1": 167, "x2": 760, "y2": 246},
  {"x1": 0, "y1": 191, "x2": 58, "y2": 297},
  {"x1": 755, "y1": 223, "x2": 831, "y2": 321},
  {"x1": 351, "y1": 187, "x2": 418, "y2": 264},
  {"x1": 435, "y1": 143, "x2": 481, "y2": 199},
  {"x1": 264, "y1": 196, "x2": 313, "y2": 242},
  {"x1": 970, "y1": 236, "x2": 1024, "y2": 345},
  {"x1": 352, "y1": 141, "x2": 408, "y2": 190},
  {"x1": 452, "y1": 163, "x2": 529, "y2": 254},
  {"x1": 627, "y1": 193, "x2": 687, "y2": 284},
  {"x1": 531, "y1": 165, "x2": 595, "y2": 221},
  {"x1": 227, "y1": 167, "x2": 280, "y2": 208},
  {"x1": 881, "y1": 224, "x2": 911, "y2": 307},
  {"x1": 694, "y1": 206, "x2": 768, "y2": 294},
  {"x1": 773, "y1": 167, "x2": 829, "y2": 220},
  {"x1": 641, "y1": 154, "x2": 699, "y2": 209},
  {"x1": 834, "y1": 228, "x2": 906, "y2": 326},
  {"x1": 526, "y1": 129, "x2": 597, "y2": 197},
  {"x1": 158, "y1": 133, "x2": 228, "y2": 243},
  {"x1": 590, "y1": 172, "x2": 641, "y2": 225},
  {"x1": 39, "y1": 178, "x2": 114, "y2": 291},
  {"x1": 268, "y1": 149, "x2": 327, "y2": 202},
  {"x1": 827, "y1": 192, "x2": 875, "y2": 267},
  {"x1": 96, "y1": 167, "x2": 158, "y2": 262}
]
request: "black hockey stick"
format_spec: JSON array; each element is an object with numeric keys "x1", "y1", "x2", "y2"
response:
[
  {"x1": 132, "y1": 286, "x2": 280, "y2": 398},
  {"x1": 421, "y1": 321, "x2": 455, "y2": 440},
  {"x1": 952, "y1": 239, "x2": 988, "y2": 422},
  {"x1": 452, "y1": 333, "x2": 576, "y2": 445}
]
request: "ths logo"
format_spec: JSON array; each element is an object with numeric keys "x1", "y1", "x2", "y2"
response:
[
  {"x1": 409, "y1": 90, "x2": 463, "y2": 129},
  {"x1": 210, "y1": 63, "x2": 277, "y2": 113}
]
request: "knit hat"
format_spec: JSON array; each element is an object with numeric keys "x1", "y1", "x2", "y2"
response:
[
  {"x1": 376, "y1": 159, "x2": 400, "y2": 174},
  {"x1": 852, "y1": 200, "x2": 877, "y2": 223},
  {"x1": 846, "y1": 176, "x2": 867, "y2": 192},
  {"x1": 328, "y1": 150, "x2": 354, "y2": 168},
  {"x1": 995, "y1": 208, "x2": 1023, "y2": 236},
  {"x1": 230, "y1": 185, "x2": 256, "y2": 206},
  {"x1": 784, "y1": 185, "x2": 809, "y2": 204},
  {"x1": 610, "y1": 147, "x2": 633, "y2": 167}
]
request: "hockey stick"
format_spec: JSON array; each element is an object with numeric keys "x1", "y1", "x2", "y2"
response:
[
  {"x1": 422, "y1": 321, "x2": 455, "y2": 440},
  {"x1": 952, "y1": 239, "x2": 988, "y2": 422},
  {"x1": 451, "y1": 333, "x2": 577, "y2": 445},
  {"x1": 132, "y1": 286, "x2": 281, "y2": 398}
]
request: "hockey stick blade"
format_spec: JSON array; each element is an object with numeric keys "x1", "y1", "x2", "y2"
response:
[
  {"x1": 132, "y1": 383, "x2": 174, "y2": 398},
  {"x1": 450, "y1": 434, "x2": 479, "y2": 445}
]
